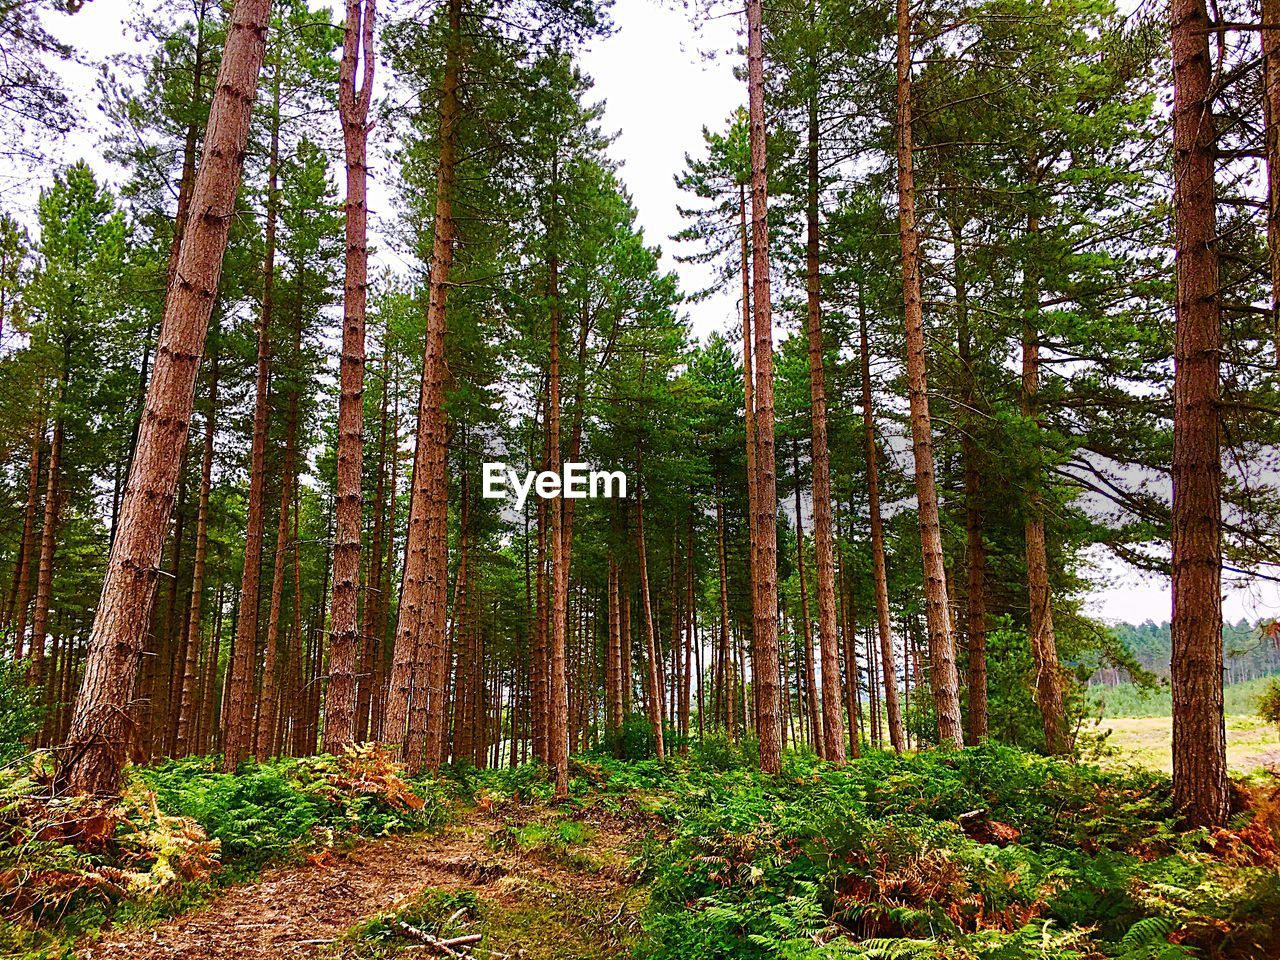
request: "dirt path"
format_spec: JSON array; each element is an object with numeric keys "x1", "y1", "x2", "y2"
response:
[
  {"x1": 76, "y1": 807, "x2": 647, "y2": 960},
  {"x1": 77, "y1": 828, "x2": 494, "y2": 960}
]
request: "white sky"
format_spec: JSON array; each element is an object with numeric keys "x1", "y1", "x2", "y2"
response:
[{"x1": 28, "y1": 0, "x2": 1280, "y2": 627}]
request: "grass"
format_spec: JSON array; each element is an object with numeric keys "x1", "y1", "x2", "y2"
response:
[
  {"x1": 1096, "y1": 714, "x2": 1279, "y2": 773},
  {"x1": 1087, "y1": 675, "x2": 1280, "y2": 774}
]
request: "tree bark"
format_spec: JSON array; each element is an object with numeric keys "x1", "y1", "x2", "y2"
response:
[
  {"x1": 791, "y1": 450, "x2": 823, "y2": 758},
  {"x1": 30, "y1": 408, "x2": 62, "y2": 690},
  {"x1": 893, "y1": 0, "x2": 963, "y2": 748},
  {"x1": 324, "y1": 0, "x2": 376, "y2": 755},
  {"x1": 253, "y1": 303, "x2": 301, "y2": 761},
  {"x1": 385, "y1": 0, "x2": 461, "y2": 772},
  {"x1": 59, "y1": 0, "x2": 271, "y2": 795},
  {"x1": 11, "y1": 408, "x2": 42, "y2": 661},
  {"x1": 357, "y1": 361, "x2": 390, "y2": 742},
  {"x1": 953, "y1": 224, "x2": 987, "y2": 744},
  {"x1": 1264, "y1": 0, "x2": 1280, "y2": 369},
  {"x1": 175, "y1": 340, "x2": 218, "y2": 756},
  {"x1": 858, "y1": 302, "x2": 904, "y2": 751},
  {"x1": 745, "y1": 0, "x2": 782, "y2": 773},
  {"x1": 803, "y1": 89, "x2": 845, "y2": 763},
  {"x1": 1170, "y1": 0, "x2": 1228, "y2": 826},
  {"x1": 1021, "y1": 211, "x2": 1067, "y2": 755},
  {"x1": 634, "y1": 488, "x2": 664, "y2": 757},
  {"x1": 223, "y1": 50, "x2": 282, "y2": 772}
]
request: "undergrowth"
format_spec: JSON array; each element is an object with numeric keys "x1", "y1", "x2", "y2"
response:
[
  {"x1": 470, "y1": 742, "x2": 1280, "y2": 960},
  {"x1": 0, "y1": 744, "x2": 447, "y2": 958}
]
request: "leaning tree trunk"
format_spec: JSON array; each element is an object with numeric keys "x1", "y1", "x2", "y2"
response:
[
  {"x1": 745, "y1": 0, "x2": 782, "y2": 773},
  {"x1": 893, "y1": 0, "x2": 963, "y2": 748},
  {"x1": 803, "y1": 86, "x2": 845, "y2": 764},
  {"x1": 59, "y1": 0, "x2": 272, "y2": 796},
  {"x1": 324, "y1": 0, "x2": 376, "y2": 755},
  {"x1": 385, "y1": 0, "x2": 461, "y2": 771},
  {"x1": 858, "y1": 302, "x2": 905, "y2": 752},
  {"x1": 1170, "y1": 0, "x2": 1228, "y2": 827}
]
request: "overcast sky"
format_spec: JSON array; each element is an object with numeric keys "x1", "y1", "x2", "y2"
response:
[{"x1": 31, "y1": 0, "x2": 1280, "y2": 627}]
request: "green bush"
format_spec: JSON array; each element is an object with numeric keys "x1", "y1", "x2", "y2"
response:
[
  {"x1": 1257, "y1": 678, "x2": 1280, "y2": 732},
  {"x1": 0, "y1": 659, "x2": 43, "y2": 766}
]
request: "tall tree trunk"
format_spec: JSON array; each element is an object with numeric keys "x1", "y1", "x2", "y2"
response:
[
  {"x1": 715, "y1": 492, "x2": 734, "y2": 738},
  {"x1": 224, "y1": 52, "x2": 282, "y2": 772},
  {"x1": 175, "y1": 341, "x2": 219, "y2": 756},
  {"x1": 635, "y1": 488, "x2": 664, "y2": 758},
  {"x1": 60, "y1": 0, "x2": 271, "y2": 795},
  {"x1": 30, "y1": 406, "x2": 62, "y2": 690},
  {"x1": 386, "y1": 0, "x2": 460, "y2": 773},
  {"x1": 11, "y1": 409, "x2": 42, "y2": 661},
  {"x1": 745, "y1": 0, "x2": 782, "y2": 773},
  {"x1": 254, "y1": 305, "x2": 301, "y2": 761},
  {"x1": 953, "y1": 223, "x2": 987, "y2": 744},
  {"x1": 1264, "y1": 0, "x2": 1280, "y2": 369},
  {"x1": 325, "y1": 0, "x2": 376, "y2": 755},
  {"x1": 858, "y1": 302, "x2": 904, "y2": 751},
  {"x1": 791, "y1": 450, "x2": 823, "y2": 758},
  {"x1": 357, "y1": 361, "x2": 390, "y2": 742},
  {"x1": 739, "y1": 185, "x2": 760, "y2": 649},
  {"x1": 1021, "y1": 210, "x2": 1067, "y2": 755},
  {"x1": 607, "y1": 556, "x2": 623, "y2": 740},
  {"x1": 803, "y1": 70, "x2": 845, "y2": 766},
  {"x1": 1170, "y1": 0, "x2": 1228, "y2": 826},
  {"x1": 546, "y1": 167, "x2": 569, "y2": 795},
  {"x1": 893, "y1": 0, "x2": 963, "y2": 747}
]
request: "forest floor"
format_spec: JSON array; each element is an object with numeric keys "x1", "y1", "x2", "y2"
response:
[
  {"x1": 1096, "y1": 714, "x2": 1280, "y2": 773},
  {"x1": 74, "y1": 801, "x2": 649, "y2": 960},
  {"x1": 6, "y1": 745, "x2": 1279, "y2": 959}
]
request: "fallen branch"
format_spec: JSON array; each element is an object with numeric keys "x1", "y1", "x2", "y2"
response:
[{"x1": 392, "y1": 919, "x2": 483, "y2": 957}]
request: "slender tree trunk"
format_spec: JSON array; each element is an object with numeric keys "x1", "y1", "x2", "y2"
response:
[
  {"x1": 224, "y1": 53, "x2": 282, "y2": 772},
  {"x1": 386, "y1": 0, "x2": 460, "y2": 773},
  {"x1": 546, "y1": 169, "x2": 570, "y2": 794},
  {"x1": 175, "y1": 341, "x2": 219, "y2": 756},
  {"x1": 30, "y1": 407, "x2": 62, "y2": 690},
  {"x1": 803, "y1": 80, "x2": 845, "y2": 765},
  {"x1": 745, "y1": 0, "x2": 782, "y2": 773},
  {"x1": 358, "y1": 363, "x2": 390, "y2": 742},
  {"x1": 325, "y1": 0, "x2": 376, "y2": 755},
  {"x1": 607, "y1": 556, "x2": 623, "y2": 741},
  {"x1": 1264, "y1": 0, "x2": 1280, "y2": 369},
  {"x1": 715, "y1": 492, "x2": 734, "y2": 738},
  {"x1": 1021, "y1": 211, "x2": 1067, "y2": 755},
  {"x1": 635, "y1": 489, "x2": 664, "y2": 757},
  {"x1": 254, "y1": 305, "x2": 301, "y2": 761},
  {"x1": 952, "y1": 224, "x2": 987, "y2": 744},
  {"x1": 1170, "y1": 0, "x2": 1228, "y2": 826},
  {"x1": 791, "y1": 450, "x2": 823, "y2": 758},
  {"x1": 893, "y1": 0, "x2": 963, "y2": 747},
  {"x1": 60, "y1": 0, "x2": 271, "y2": 794},
  {"x1": 858, "y1": 302, "x2": 904, "y2": 751},
  {"x1": 11, "y1": 409, "x2": 42, "y2": 661},
  {"x1": 739, "y1": 186, "x2": 760, "y2": 644}
]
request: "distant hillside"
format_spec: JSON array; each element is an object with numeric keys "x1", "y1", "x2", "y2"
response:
[{"x1": 1092, "y1": 620, "x2": 1280, "y2": 687}]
